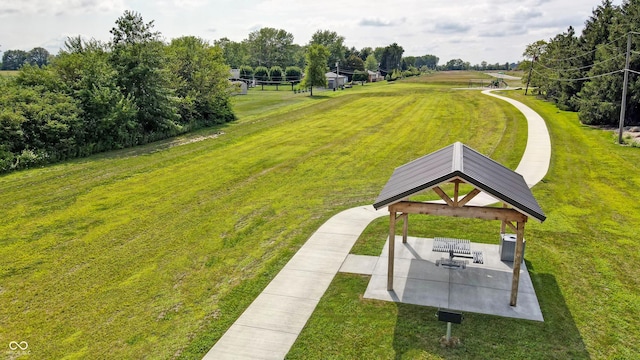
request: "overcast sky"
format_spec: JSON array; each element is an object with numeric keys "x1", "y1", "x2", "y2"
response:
[{"x1": 0, "y1": 0, "x2": 620, "y2": 65}]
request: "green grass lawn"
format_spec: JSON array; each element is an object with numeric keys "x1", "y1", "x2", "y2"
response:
[
  {"x1": 288, "y1": 88, "x2": 640, "y2": 359},
  {"x1": 0, "y1": 79, "x2": 526, "y2": 358}
]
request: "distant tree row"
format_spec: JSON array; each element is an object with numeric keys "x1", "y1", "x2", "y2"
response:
[
  {"x1": 521, "y1": 0, "x2": 639, "y2": 126},
  {"x1": 1, "y1": 47, "x2": 51, "y2": 69},
  {"x1": 0, "y1": 11, "x2": 233, "y2": 173},
  {"x1": 237, "y1": 65, "x2": 302, "y2": 82},
  {"x1": 214, "y1": 29, "x2": 439, "y2": 75}
]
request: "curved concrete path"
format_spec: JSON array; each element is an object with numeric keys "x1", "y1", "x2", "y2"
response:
[{"x1": 203, "y1": 90, "x2": 551, "y2": 359}]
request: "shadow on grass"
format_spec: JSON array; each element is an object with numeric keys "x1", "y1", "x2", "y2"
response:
[{"x1": 391, "y1": 260, "x2": 589, "y2": 359}]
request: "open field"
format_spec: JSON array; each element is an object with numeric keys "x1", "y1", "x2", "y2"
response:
[
  {"x1": 0, "y1": 79, "x2": 526, "y2": 358},
  {"x1": 288, "y1": 88, "x2": 640, "y2": 359}
]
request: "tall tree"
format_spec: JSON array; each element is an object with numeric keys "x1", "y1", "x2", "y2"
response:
[
  {"x1": 109, "y1": 10, "x2": 178, "y2": 134},
  {"x1": 166, "y1": 36, "x2": 234, "y2": 127},
  {"x1": 26, "y1": 47, "x2": 50, "y2": 67},
  {"x1": 344, "y1": 54, "x2": 364, "y2": 71},
  {"x1": 301, "y1": 44, "x2": 329, "y2": 96},
  {"x1": 379, "y1": 43, "x2": 404, "y2": 72},
  {"x1": 54, "y1": 36, "x2": 137, "y2": 150},
  {"x1": 214, "y1": 37, "x2": 249, "y2": 68},
  {"x1": 365, "y1": 54, "x2": 378, "y2": 72},
  {"x1": 246, "y1": 27, "x2": 294, "y2": 68},
  {"x1": 359, "y1": 47, "x2": 373, "y2": 61},
  {"x1": 309, "y1": 30, "x2": 345, "y2": 68},
  {"x1": 577, "y1": 0, "x2": 625, "y2": 125},
  {"x1": 1, "y1": 50, "x2": 27, "y2": 70}
]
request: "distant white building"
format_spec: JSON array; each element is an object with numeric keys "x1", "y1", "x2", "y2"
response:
[{"x1": 325, "y1": 72, "x2": 348, "y2": 89}]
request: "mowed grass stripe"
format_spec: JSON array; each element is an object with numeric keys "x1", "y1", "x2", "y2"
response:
[{"x1": 0, "y1": 84, "x2": 526, "y2": 358}]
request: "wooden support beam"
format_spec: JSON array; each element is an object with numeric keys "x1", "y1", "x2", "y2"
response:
[
  {"x1": 501, "y1": 204, "x2": 508, "y2": 234},
  {"x1": 510, "y1": 221, "x2": 526, "y2": 306},
  {"x1": 505, "y1": 221, "x2": 517, "y2": 233},
  {"x1": 432, "y1": 186, "x2": 454, "y2": 206},
  {"x1": 392, "y1": 201, "x2": 528, "y2": 223},
  {"x1": 402, "y1": 213, "x2": 409, "y2": 244},
  {"x1": 388, "y1": 210, "x2": 396, "y2": 291},
  {"x1": 457, "y1": 188, "x2": 481, "y2": 207},
  {"x1": 454, "y1": 181, "x2": 460, "y2": 206}
]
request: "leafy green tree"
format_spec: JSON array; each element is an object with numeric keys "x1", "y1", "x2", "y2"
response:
[
  {"x1": 365, "y1": 54, "x2": 378, "y2": 72},
  {"x1": 290, "y1": 44, "x2": 307, "y2": 68},
  {"x1": 578, "y1": 0, "x2": 626, "y2": 125},
  {"x1": 309, "y1": 30, "x2": 345, "y2": 67},
  {"x1": 301, "y1": 44, "x2": 329, "y2": 96},
  {"x1": 269, "y1": 66, "x2": 283, "y2": 82},
  {"x1": 1, "y1": 50, "x2": 27, "y2": 70},
  {"x1": 247, "y1": 27, "x2": 294, "y2": 68},
  {"x1": 26, "y1": 47, "x2": 50, "y2": 67},
  {"x1": 8, "y1": 65, "x2": 83, "y2": 162},
  {"x1": 415, "y1": 54, "x2": 439, "y2": 69},
  {"x1": 109, "y1": 10, "x2": 179, "y2": 135},
  {"x1": 373, "y1": 47, "x2": 385, "y2": 64},
  {"x1": 380, "y1": 43, "x2": 404, "y2": 72},
  {"x1": 166, "y1": 36, "x2": 234, "y2": 127},
  {"x1": 214, "y1": 37, "x2": 249, "y2": 68},
  {"x1": 54, "y1": 36, "x2": 138, "y2": 151},
  {"x1": 344, "y1": 54, "x2": 364, "y2": 71},
  {"x1": 359, "y1": 47, "x2": 373, "y2": 61}
]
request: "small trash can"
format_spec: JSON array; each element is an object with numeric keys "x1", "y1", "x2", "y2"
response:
[{"x1": 500, "y1": 233, "x2": 525, "y2": 262}]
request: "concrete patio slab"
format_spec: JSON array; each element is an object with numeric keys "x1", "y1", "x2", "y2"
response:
[{"x1": 363, "y1": 236, "x2": 543, "y2": 322}]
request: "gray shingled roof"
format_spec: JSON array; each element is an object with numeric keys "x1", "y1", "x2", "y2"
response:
[{"x1": 373, "y1": 142, "x2": 546, "y2": 222}]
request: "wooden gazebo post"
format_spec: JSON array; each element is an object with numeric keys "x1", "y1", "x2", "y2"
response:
[
  {"x1": 510, "y1": 221, "x2": 526, "y2": 306},
  {"x1": 387, "y1": 206, "x2": 396, "y2": 291}
]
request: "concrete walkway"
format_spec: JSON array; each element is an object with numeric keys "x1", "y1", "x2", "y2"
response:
[{"x1": 203, "y1": 90, "x2": 551, "y2": 359}]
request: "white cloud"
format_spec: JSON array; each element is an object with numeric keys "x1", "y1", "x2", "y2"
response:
[
  {"x1": 359, "y1": 17, "x2": 406, "y2": 27},
  {"x1": 0, "y1": 0, "x2": 126, "y2": 16}
]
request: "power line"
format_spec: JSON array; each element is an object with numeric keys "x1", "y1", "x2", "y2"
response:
[
  {"x1": 544, "y1": 33, "x2": 628, "y2": 62},
  {"x1": 535, "y1": 53, "x2": 624, "y2": 72},
  {"x1": 532, "y1": 68, "x2": 622, "y2": 81}
]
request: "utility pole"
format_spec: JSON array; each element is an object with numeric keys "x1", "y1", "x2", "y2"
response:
[
  {"x1": 618, "y1": 33, "x2": 632, "y2": 144},
  {"x1": 525, "y1": 56, "x2": 536, "y2": 96}
]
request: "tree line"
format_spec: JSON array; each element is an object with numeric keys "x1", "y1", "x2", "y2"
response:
[
  {"x1": 215, "y1": 29, "x2": 439, "y2": 76},
  {"x1": 0, "y1": 11, "x2": 234, "y2": 173},
  {"x1": 1, "y1": 47, "x2": 51, "y2": 70},
  {"x1": 521, "y1": 0, "x2": 640, "y2": 126}
]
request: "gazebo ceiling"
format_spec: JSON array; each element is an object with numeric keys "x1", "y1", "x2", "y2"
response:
[{"x1": 373, "y1": 142, "x2": 546, "y2": 223}]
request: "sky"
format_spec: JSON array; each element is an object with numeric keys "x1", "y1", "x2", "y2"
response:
[{"x1": 0, "y1": 0, "x2": 620, "y2": 65}]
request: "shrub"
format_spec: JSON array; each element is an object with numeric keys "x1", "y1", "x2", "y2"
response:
[
  {"x1": 239, "y1": 65, "x2": 253, "y2": 79},
  {"x1": 269, "y1": 66, "x2": 283, "y2": 82},
  {"x1": 285, "y1": 66, "x2": 302, "y2": 81},
  {"x1": 254, "y1": 66, "x2": 269, "y2": 82}
]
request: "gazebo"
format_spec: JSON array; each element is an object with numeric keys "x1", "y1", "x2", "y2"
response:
[{"x1": 373, "y1": 142, "x2": 546, "y2": 306}]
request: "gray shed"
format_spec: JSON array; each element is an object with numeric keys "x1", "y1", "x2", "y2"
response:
[{"x1": 374, "y1": 142, "x2": 545, "y2": 306}]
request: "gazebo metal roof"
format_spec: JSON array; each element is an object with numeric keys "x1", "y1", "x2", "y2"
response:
[{"x1": 373, "y1": 142, "x2": 546, "y2": 222}]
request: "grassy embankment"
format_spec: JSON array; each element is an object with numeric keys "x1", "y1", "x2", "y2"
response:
[
  {"x1": 0, "y1": 76, "x2": 526, "y2": 359},
  {"x1": 288, "y1": 85, "x2": 640, "y2": 359}
]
